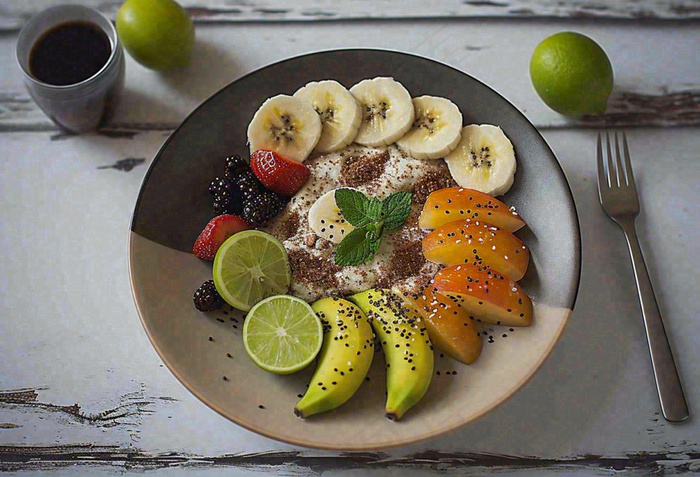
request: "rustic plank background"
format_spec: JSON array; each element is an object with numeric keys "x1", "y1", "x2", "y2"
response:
[
  {"x1": 0, "y1": 0, "x2": 699, "y2": 29},
  {"x1": 0, "y1": 0, "x2": 698, "y2": 475},
  {"x1": 1, "y1": 21, "x2": 698, "y2": 131}
]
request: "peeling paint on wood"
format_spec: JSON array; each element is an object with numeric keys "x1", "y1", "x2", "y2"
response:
[
  {"x1": 0, "y1": 122, "x2": 58, "y2": 133},
  {"x1": 0, "y1": 387, "x2": 174, "y2": 429},
  {"x1": 1, "y1": 89, "x2": 698, "y2": 132},
  {"x1": 97, "y1": 158, "x2": 146, "y2": 171},
  {"x1": 464, "y1": 1, "x2": 510, "y2": 7},
  {"x1": 465, "y1": 45, "x2": 490, "y2": 51},
  {"x1": 0, "y1": 0, "x2": 698, "y2": 30},
  {"x1": 577, "y1": 89, "x2": 700, "y2": 128},
  {"x1": 49, "y1": 130, "x2": 140, "y2": 141},
  {"x1": 0, "y1": 446, "x2": 697, "y2": 473}
]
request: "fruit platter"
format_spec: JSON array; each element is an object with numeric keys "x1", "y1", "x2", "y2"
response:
[{"x1": 129, "y1": 49, "x2": 580, "y2": 450}]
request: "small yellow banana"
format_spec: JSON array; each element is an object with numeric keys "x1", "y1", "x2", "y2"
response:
[
  {"x1": 294, "y1": 297, "x2": 374, "y2": 418},
  {"x1": 349, "y1": 289, "x2": 434, "y2": 420}
]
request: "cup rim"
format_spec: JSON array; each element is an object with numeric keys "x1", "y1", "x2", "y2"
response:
[{"x1": 16, "y1": 4, "x2": 121, "y2": 91}]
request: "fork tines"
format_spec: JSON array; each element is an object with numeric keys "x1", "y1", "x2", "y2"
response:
[{"x1": 597, "y1": 131, "x2": 636, "y2": 190}]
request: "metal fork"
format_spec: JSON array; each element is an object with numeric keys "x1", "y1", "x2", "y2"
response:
[{"x1": 597, "y1": 131, "x2": 689, "y2": 422}]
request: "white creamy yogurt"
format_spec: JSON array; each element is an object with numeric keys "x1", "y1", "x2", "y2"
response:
[{"x1": 265, "y1": 144, "x2": 454, "y2": 302}]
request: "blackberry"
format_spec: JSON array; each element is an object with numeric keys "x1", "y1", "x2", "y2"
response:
[
  {"x1": 270, "y1": 192, "x2": 289, "y2": 212},
  {"x1": 224, "y1": 155, "x2": 252, "y2": 182},
  {"x1": 234, "y1": 169, "x2": 258, "y2": 187},
  {"x1": 193, "y1": 280, "x2": 224, "y2": 312},
  {"x1": 234, "y1": 171, "x2": 262, "y2": 200},
  {"x1": 209, "y1": 177, "x2": 232, "y2": 196},
  {"x1": 213, "y1": 195, "x2": 243, "y2": 215},
  {"x1": 212, "y1": 196, "x2": 232, "y2": 214},
  {"x1": 241, "y1": 207, "x2": 272, "y2": 227},
  {"x1": 241, "y1": 194, "x2": 276, "y2": 226},
  {"x1": 239, "y1": 184, "x2": 262, "y2": 201},
  {"x1": 251, "y1": 192, "x2": 276, "y2": 210},
  {"x1": 228, "y1": 199, "x2": 243, "y2": 214},
  {"x1": 225, "y1": 155, "x2": 248, "y2": 176}
]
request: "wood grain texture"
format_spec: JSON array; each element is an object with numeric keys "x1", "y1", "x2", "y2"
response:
[
  {"x1": 0, "y1": 0, "x2": 699, "y2": 31},
  {"x1": 577, "y1": 89, "x2": 700, "y2": 128},
  {"x1": 1, "y1": 87, "x2": 696, "y2": 132},
  {"x1": 1, "y1": 20, "x2": 698, "y2": 132},
  {"x1": 1, "y1": 445, "x2": 698, "y2": 474},
  {"x1": 0, "y1": 387, "x2": 165, "y2": 429}
]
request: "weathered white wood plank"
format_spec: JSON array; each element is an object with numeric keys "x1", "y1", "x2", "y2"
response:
[
  {"x1": 1, "y1": 445, "x2": 698, "y2": 474},
  {"x1": 0, "y1": 2, "x2": 697, "y2": 473},
  {"x1": 0, "y1": 0, "x2": 698, "y2": 31},
  {"x1": 0, "y1": 21, "x2": 698, "y2": 131},
  {"x1": 0, "y1": 130, "x2": 184, "y2": 450},
  {"x1": 0, "y1": 128, "x2": 697, "y2": 466}
]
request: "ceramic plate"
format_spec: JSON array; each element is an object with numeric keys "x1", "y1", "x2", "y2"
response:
[{"x1": 129, "y1": 49, "x2": 581, "y2": 450}]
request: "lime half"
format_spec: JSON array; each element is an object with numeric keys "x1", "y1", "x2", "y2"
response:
[
  {"x1": 213, "y1": 230, "x2": 290, "y2": 312},
  {"x1": 243, "y1": 295, "x2": 323, "y2": 374}
]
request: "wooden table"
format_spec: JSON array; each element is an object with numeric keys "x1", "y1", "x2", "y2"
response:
[{"x1": 1, "y1": 1, "x2": 698, "y2": 475}]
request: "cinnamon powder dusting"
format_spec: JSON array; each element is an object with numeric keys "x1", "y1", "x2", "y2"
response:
[
  {"x1": 412, "y1": 167, "x2": 456, "y2": 204},
  {"x1": 287, "y1": 249, "x2": 340, "y2": 289},
  {"x1": 375, "y1": 241, "x2": 426, "y2": 289},
  {"x1": 278, "y1": 211, "x2": 301, "y2": 240},
  {"x1": 403, "y1": 207, "x2": 421, "y2": 230},
  {"x1": 340, "y1": 150, "x2": 390, "y2": 187}
]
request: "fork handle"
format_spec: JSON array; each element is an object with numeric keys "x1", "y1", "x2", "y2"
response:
[{"x1": 620, "y1": 218, "x2": 689, "y2": 422}]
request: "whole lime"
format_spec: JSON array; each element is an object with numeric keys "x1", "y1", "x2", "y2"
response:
[
  {"x1": 530, "y1": 32, "x2": 613, "y2": 116},
  {"x1": 116, "y1": 0, "x2": 195, "y2": 71}
]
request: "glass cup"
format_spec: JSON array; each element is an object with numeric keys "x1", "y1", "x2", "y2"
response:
[{"x1": 16, "y1": 5, "x2": 125, "y2": 133}]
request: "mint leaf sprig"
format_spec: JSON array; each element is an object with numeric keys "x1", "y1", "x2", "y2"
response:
[{"x1": 333, "y1": 189, "x2": 412, "y2": 266}]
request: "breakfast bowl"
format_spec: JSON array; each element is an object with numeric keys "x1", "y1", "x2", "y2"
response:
[{"x1": 129, "y1": 49, "x2": 580, "y2": 450}]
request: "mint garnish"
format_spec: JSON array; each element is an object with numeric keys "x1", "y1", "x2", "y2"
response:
[
  {"x1": 334, "y1": 189, "x2": 413, "y2": 266},
  {"x1": 334, "y1": 189, "x2": 382, "y2": 227},
  {"x1": 334, "y1": 227, "x2": 381, "y2": 266},
  {"x1": 381, "y1": 191, "x2": 412, "y2": 231}
]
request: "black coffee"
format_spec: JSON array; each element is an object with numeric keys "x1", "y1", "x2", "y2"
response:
[{"x1": 29, "y1": 21, "x2": 111, "y2": 86}]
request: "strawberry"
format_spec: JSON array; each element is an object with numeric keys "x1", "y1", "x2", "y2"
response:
[
  {"x1": 250, "y1": 150, "x2": 311, "y2": 197},
  {"x1": 193, "y1": 214, "x2": 251, "y2": 260}
]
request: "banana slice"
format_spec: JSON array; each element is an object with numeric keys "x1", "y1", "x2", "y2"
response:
[
  {"x1": 308, "y1": 190, "x2": 355, "y2": 243},
  {"x1": 293, "y1": 80, "x2": 362, "y2": 154},
  {"x1": 444, "y1": 124, "x2": 517, "y2": 196},
  {"x1": 396, "y1": 96, "x2": 463, "y2": 160},
  {"x1": 247, "y1": 94, "x2": 322, "y2": 163},
  {"x1": 349, "y1": 77, "x2": 415, "y2": 147}
]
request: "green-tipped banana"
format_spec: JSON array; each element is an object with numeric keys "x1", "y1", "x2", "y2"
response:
[
  {"x1": 294, "y1": 297, "x2": 374, "y2": 418},
  {"x1": 349, "y1": 289, "x2": 434, "y2": 421}
]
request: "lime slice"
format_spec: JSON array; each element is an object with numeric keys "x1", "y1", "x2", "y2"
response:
[
  {"x1": 213, "y1": 230, "x2": 291, "y2": 312},
  {"x1": 243, "y1": 295, "x2": 323, "y2": 374}
]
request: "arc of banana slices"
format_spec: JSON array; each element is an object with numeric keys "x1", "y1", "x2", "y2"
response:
[
  {"x1": 349, "y1": 289, "x2": 434, "y2": 421},
  {"x1": 293, "y1": 80, "x2": 362, "y2": 154},
  {"x1": 396, "y1": 96, "x2": 463, "y2": 160},
  {"x1": 444, "y1": 124, "x2": 517, "y2": 196},
  {"x1": 247, "y1": 94, "x2": 322, "y2": 163},
  {"x1": 349, "y1": 77, "x2": 415, "y2": 148},
  {"x1": 308, "y1": 189, "x2": 355, "y2": 244},
  {"x1": 295, "y1": 297, "x2": 374, "y2": 418}
]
